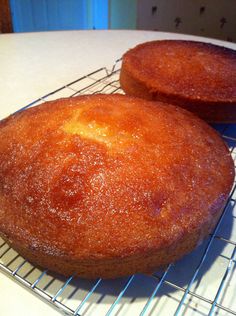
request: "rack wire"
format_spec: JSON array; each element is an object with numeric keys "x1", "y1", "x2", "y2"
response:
[{"x1": 0, "y1": 59, "x2": 236, "y2": 316}]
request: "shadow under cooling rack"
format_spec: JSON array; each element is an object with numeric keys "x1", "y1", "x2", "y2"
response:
[{"x1": 1, "y1": 60, "x2": 236, "y2": 316}]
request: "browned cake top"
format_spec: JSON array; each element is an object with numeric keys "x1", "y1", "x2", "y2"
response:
[
  {"x1": 122, "y1": 40, "x2": 236, "y2": 103},
  {"x1": 0, "y1": 94, "x2": 234, "y2": 261}
]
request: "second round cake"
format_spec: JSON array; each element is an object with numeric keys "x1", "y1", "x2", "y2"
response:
[{"x1": 120, "y1": 40, "x2": 236, "y2": 122}]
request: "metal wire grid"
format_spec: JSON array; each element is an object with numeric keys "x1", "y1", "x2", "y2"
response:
[{"x1": 0, "y1": 60, "x2": 236, "y2": 316}]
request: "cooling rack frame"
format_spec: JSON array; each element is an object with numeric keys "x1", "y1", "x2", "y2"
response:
[{"x1": 0, "y1": 59, "x2": 236, "y2": 316}]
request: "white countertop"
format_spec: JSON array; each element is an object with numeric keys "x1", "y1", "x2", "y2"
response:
[
  {"x1": 1, "y1": 30, "x2": 235, "y2": 119},
  {"x1": 0, "y1": 30, "x2": 236, "y2": 316}
]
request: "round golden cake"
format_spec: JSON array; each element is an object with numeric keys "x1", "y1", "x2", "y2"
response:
[
  {"x1": 120, "y1": 40, "x2": 236, "y2": 123},
  {"x1": 0, "y1": 94, "x2": 234, "y2": 278}
]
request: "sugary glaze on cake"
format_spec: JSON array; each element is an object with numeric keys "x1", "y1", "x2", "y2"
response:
[
  {"x1": 120, "y1": 40, "x2": 236, "y2": 122},
  {"x1": 0, "y1": 94, "x2": 234, "y2": 278}
]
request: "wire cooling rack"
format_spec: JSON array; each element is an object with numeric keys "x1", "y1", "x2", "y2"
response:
[{"x1": 0, "y1": 60, "x2": 236, "y2": 316}]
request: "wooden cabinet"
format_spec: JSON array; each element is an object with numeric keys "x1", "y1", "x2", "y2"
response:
[{"x1": 0, "y1": 0, "x2": 12, "y2": 33}]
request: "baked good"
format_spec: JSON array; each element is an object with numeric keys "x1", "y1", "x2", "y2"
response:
[
  {"x1": 120, "y1": 40, "x2": 236, "y2": 123},
  {"x1": 0, "y1": 94, "x2": 234, "y2": 278}
]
